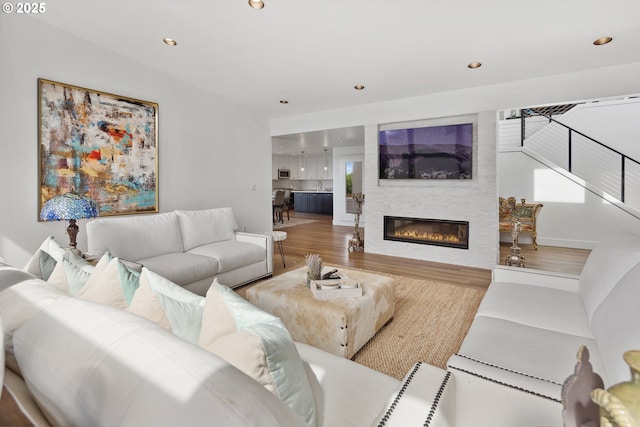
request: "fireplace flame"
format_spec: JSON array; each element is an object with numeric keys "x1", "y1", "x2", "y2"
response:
[{"x1": 393, "y1": 229, "x2": 461, "y2": 243}]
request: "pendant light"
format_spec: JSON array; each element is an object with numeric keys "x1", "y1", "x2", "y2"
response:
[
  {"x1": 324, "y1": 149, "x2": 328, "y2": 171},
  {"x1": 300, "y1": 151, "x2": 305, "y2": 172}
]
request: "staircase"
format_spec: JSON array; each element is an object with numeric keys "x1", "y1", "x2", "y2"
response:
[{"x1": 501, "y1": 103, "x2": 640, "y2": 219}]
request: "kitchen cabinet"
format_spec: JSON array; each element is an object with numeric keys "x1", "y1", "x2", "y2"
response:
[
  {"x1": 273, "y1": 154, "x2": 333, "y2": 181},
  {"x1": 294, "y1": 192, "x2": 333, "y2": 214},
  {"x1": 302, "y1": 156, "x2": 316, "y2": 180},
  {"x1": 317, "y1": 155, "x2": 332, "y2": 180}
]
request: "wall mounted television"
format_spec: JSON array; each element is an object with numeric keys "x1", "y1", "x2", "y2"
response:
[{"x1": 379, "y1": 123, "x2": 473, "y2": 179}]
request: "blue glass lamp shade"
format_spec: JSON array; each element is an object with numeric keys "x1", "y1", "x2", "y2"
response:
[{"x1": 40, "y1": 193, "x2": 99, "y2": 248}]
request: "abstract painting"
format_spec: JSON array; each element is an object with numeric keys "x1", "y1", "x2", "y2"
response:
[
  {"x1": 379, "y1": 123, "x2": 473, "y2": 179},
  {"x1": 38, "y1": 79, "x2": 158, "y2": 218}
]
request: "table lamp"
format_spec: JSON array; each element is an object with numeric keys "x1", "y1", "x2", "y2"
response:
[{"x1": 40, "y1": 192, "x2": 99, "y2": 249}]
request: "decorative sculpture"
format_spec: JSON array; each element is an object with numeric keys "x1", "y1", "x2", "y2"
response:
[
  {"x1": 561, "y1": 345, "x2": 604, "y2": 427},
  {"x1": 348, "y1": 193, "x2": 365, "y2": 252},
  {"x1": 504, "y1": 197, "x2": 525, "y2": 267}
]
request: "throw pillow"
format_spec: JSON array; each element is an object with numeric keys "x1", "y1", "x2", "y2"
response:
[
  {"x1": 176, "y1": 208, "x2": 238, "y2": 251},
  {"x1": 78, "y1": 254, "x2": 140, "y2": 309},
  {"x1": 23, "y1": 236, "x2": 66, "y2": 280},
  {"x1": 47, "y1": 251, "x2": 96, "y2": 296},
  {"x1": 127, "y1": 268, "x2": 205, "y2": 344},
  {"x1": 199, "y1": 279, "x2": 316, "y2": 427},
  {"x1": 23, "y1": 250, "x2": 57, "y2": 281}
]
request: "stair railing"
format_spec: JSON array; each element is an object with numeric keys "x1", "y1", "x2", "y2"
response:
[{"x1": 520, "y1": 109, "x2": 640, "y2": 204}]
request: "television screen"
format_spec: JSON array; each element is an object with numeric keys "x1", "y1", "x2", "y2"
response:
[{"x1": 379, "y1": 123, "x2": 473, "y2": 179}]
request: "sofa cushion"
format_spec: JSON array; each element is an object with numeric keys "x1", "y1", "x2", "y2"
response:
[
  {"x1": 591, "y1": 262, "x2": 640, "y2": 386},
  {"x1": 188, "y1": 240, "x2": 265, "y2": 273},
  {"x1": 13, "y1": 297, "x2": 307, "y2": 427},
  {"x1": 177, "y1": 207, "x2": 238, "y2": 251},
  {"x1": 78, "y1": 254, "x2": 140, "y2": 309},
  {"x1": 128, "y1": 268, "x2": 205, "y2": 344},
  {"x1": 475, "y1": 281, "x2": 592, "y2": 338},
  {"x1": 199, "y1": 279, "x2": 316, "y2": 427},
  {"x1": 0, "y1": 279, "x2": 68, "y2": 376},
  {"x1": 0, "y1": 265, "x2": 37, "y2": 291},
  {"x1": 138, "y1": 253, "x2": 219, "y2": 286},
  {"x1": 295, "y1": 342, "x2": 400, "y2": 427},
  {"x1": 86, "y1": 212, "x2": 184, "y2": 261},
  {"x1": 579, "y1": 232, "x2": 640, "y2": 321},
  {"x1": 457, "y1": 316, "x2": 606, "y2": 386}
]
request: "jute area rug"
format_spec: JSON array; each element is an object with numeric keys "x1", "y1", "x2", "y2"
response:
[{"x1": 237, "y1": 266, "x2": 485, "y2": 381}]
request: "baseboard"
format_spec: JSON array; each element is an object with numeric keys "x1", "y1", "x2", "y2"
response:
[{"x1": 500, "y1": 234, "x2": 596, "y2": 250}]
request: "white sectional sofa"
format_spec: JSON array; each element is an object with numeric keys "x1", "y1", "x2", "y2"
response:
[
  {"x1": 3, "y1": 232, "x2": 639, "y2": 426},
  {"x1": 0, "y1": 257, "x2": 401, "y2": 427},
  {"x1": 445, "y1": 232, "x2": 640, "y2": 426},
  {"x1": 86, "y1": 207, "x2": 273, "y2": 295}
]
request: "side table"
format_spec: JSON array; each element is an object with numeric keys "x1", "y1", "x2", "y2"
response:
[{"x1": 260, "y1": 231, "x2": 287, "y2": 267}]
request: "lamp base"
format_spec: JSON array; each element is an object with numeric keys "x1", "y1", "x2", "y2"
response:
[{"x1": 67, "y1": 219, "x2": 79, "y2": 248}]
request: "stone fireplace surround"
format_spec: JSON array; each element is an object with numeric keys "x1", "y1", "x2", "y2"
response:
[{"x1": 363, "y1": 112, "x2": 498, "y2": 269}]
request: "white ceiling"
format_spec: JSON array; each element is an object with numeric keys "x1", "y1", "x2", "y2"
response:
[
  {"x1": 33, "y1": 0, "x2": 640, "y2": 155},
  {"x1": 272, "y1": 126, "x2": 364, "y2": 156}
]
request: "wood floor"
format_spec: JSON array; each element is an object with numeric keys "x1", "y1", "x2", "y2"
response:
[{"x1": 272, "y1": 211, "x2": 591, "y2": 288}]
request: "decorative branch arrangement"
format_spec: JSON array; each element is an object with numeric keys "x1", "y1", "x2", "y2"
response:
[{"x1": 305, "y1": 253, "x2": 323, "y2": 279}]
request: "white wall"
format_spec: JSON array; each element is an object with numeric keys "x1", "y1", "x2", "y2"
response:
[
  {"x1": 498, "y1": 151, "x2": 640, "y2": 248},
  {"x1": 0, "y1": 16, "x2": 273, "y2": 266},
  {"x1": 271, "y1": 62, "x2": 640, "y2": 268},
  {"x1": 560, "y1": 98, "x2": 640, "y2": 161}
]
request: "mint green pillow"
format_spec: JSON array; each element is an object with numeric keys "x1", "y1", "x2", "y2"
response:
[
  {"x1": 78, "y1": 255, "x2": 140, "y2": 309},
  {"x1": 127, "y1": 268, "x2": 205, "y2": 344},
  {"x1": 47, "y1": 258, "x2": 93, "y2": 296},
  {"x1": 199, "y1": 279, "x2": 317, "y2": 427}
]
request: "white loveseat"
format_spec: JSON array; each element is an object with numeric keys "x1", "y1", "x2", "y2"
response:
[{"x1": 86, "y1": 207, "x2": 273, "y2": 295}]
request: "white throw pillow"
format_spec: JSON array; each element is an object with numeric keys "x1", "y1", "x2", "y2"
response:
[
  {"x1": 177, "y1": 208, "x2": 239, "y2": 251},
  {"x1": 23, "y1": 236, "x2": 66, "y2": 280},
  {"x1": 127, "y1": 267, "x2": 205, "y2": 344},
  {"x1": 199, "y1": 279, "x2": 317, "y2": 427},
  {"x1": 78, "y1": 254, "x2": 140, "y2": 309},
  {"x1": 24, "y1": 250, "x2": 57, "y2": 281},
  {"x1": 47, "y1": 251, "x2": 95, "y2": 296}
]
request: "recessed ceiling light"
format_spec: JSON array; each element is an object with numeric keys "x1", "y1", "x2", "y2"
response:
[
  {"x1": 163, "y1": 38, "x2": 177, "y2": 46},
  {"x1": 354, "y1": 84, "x2": 365, "y2": 90},
  {"x1": 279, "y1": 100, "x2": 289, "y2": 104},
  {"x1": 467, "y1": 62, "x2": 482, "y2": 69},
  {"x1": 593, "y1": 36, "x2": 613, "y2": 46},
  {"x1": 248, "y1": 0, "x2": 264, "y2": 9}
]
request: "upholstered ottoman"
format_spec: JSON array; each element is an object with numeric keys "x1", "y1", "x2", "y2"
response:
[{"x1": 245, "y1": 266, "x2": 395, "y2": 359}]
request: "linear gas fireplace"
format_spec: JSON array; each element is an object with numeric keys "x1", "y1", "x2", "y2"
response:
[{"x1": 384, "y1": 216, "x2": 469, "y2": 249}]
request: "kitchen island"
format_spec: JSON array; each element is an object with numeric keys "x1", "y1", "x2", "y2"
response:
[{"x1": 292, "y1": 191, "x2": 333, "y2": 215}]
